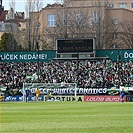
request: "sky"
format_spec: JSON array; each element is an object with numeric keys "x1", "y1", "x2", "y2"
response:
[{"x1": 3, "y1": 0, "x2": 58, "y2": 12}]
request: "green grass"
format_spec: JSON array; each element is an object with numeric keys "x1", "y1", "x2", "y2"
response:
[{"x1": 0, "y1": 102, "x2": 133, "y2": 133}]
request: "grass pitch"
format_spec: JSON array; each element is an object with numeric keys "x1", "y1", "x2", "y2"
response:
[{"x1": 0, "y1": 102, "x2": 133, "y2": 133}]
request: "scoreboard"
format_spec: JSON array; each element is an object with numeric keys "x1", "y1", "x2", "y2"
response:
[
  {"x1": 56, "y1": 38, "x2": 95, "y2": 59},
  {"x1": 56, "y1": 38, "x2": 95, "y2": 53}
]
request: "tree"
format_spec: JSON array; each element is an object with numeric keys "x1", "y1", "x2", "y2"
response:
[
  {"x1": 39, "y1": 0, "x2": 120, "y2": 50},
  {"x1": 25, "y1": 0, "x2": 43, "y2": 50},
  {"x1": 117, "y1": 21, "x2": 133, "y2": 49},
  {"x1": 0, "y1": 32, "x2": 18, "y2": 51},
  {"x1": 40, "y1": 1, "x2": 93, "y2": 50},
  {"x1": 16, "y1": 29, "x2": 29, "y2": 51},
  {"x1": 32, "y1": 0, "x2": 127, "y2": 50},
  {"x1": 90, "y1": 0, "x2": 115, "y2": 49}
]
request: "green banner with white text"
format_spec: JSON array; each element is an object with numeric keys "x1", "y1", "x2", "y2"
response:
[
  {"x1": 0, "y1": 51, "x2": 56, "y2": 62},
  {"x1": 96, "y1": 49, "x2": 133, "y2": 62}
]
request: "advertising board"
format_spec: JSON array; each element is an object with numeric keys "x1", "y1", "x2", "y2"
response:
[
  {"x1": 126, "y1": 95, "x2": 133, "y2": 102},
  {"x1": 84, "y1": 96, "x2": 126, "y2": 102},
  {"x1": 4, "y1": 96, "x2": 24, "y2": 102},
  {"x1": 45, "y1": 96, "x2": 84, "y2": 102},
  {"x1": 29, "y1": 87, "x2": 108, "y2": 95},
  {"x1": 28, "y1": 95, "x2": 44, "y2": 101},
  {"x1": 4, "y1": 95, "x2": 44, "y2": 102}
]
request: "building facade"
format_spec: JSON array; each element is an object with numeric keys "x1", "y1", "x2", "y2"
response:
[
  {"x1": 29, "y1": 0, "x2": 133, "y2": 50},
  {"x1": 0, "y1": 0, "x2": 28, "y2": 51},
  {"x1": 65, "y1": 0, "x2": 133, "y2": 11}
]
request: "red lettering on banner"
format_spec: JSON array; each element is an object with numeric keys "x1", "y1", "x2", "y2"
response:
[{"x1": 84, "y1": 96, "x2": 126, "y2": 102}]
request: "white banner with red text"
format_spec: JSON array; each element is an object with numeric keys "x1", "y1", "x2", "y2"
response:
[{"x1": 84, "y1": 95, "x2": 126, "y2": 102}]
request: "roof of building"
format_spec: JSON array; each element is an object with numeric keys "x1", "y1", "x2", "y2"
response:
[
  {"x1": 0, "y1": 10, "x2": 8, "y2": 21},
  {"x1": 15, "y1": 12, "x2": 25, "y2": 20},
  {"x1": 45, "y1": 3, "x2": 63, "y2": 9}
]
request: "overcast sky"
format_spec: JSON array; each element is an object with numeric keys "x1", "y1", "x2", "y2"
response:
[{"x1": 3, "y1": 0, "x2": 57, "y2": 12}]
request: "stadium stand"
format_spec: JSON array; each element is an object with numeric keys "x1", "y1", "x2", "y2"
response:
[{"x1": 0, "y1": 60, "x2": 133, "y2": 95}]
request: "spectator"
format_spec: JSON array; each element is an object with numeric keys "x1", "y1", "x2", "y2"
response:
[{"x1": 0, "y1": 60, "x2": 133, "y2": 93}]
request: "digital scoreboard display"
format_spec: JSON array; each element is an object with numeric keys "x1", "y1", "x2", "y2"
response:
[{"x1": 56, "y1": 38, "x2": 94, "y2": 53}]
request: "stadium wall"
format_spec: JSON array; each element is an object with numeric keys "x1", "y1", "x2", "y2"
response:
[{"x1": 1, "y1": 49, "x2": 133, "y2": 62}]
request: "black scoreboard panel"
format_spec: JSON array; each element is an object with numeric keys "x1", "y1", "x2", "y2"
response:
[{"x1": 57, "y1": 38, "x2": 94, "y2": 53}]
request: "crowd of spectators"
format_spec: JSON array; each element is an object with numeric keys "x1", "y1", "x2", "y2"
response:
[{"x1": 0, "y1": 60, "x2": 133, "y2": 93}]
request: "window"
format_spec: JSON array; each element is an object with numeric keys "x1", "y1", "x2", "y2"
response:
[
  {"x1": 5, "y1": 24, "x2": 12, "y2": 31},
  {"x1": 112, "y1": 33, "x2": 118, "y2": 39},
  {"x1": 48, "y1": 14, "x2": 56, "y2": 27},
  {"x1": 118, "y1": 3, "x2": 127, "y2": 9},
  {"x1": 112, "y1": 19, "x2": 119, "y2": 25},
  {"x1": 131, "y1": 3, "x2": 133, "y2": 8},
  {"x1": 62, "y1": 14, "x2": 71, "y2": 26},
  {"x1": 108, "y1": 3, "x2": 114, "y2": 8},
  {"x1": 0, "y1": 25, "x2": 2, "y2": 31},
  {"x1": 90, "y1": 12, "x2": 100, "y2": 25},
  {"x1": 112, "y1": 44, "x2": 117, "y2": 49},
  {"x1": 76, "y1": 14, "x2": 85, "y2": 25}
]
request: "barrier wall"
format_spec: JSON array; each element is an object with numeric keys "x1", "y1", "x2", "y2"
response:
[{"x1": 0, "y1": 95, "x2": 130, "y2": 102}]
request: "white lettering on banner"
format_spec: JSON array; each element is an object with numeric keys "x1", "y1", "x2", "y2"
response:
[
  {"x1": 31, "y1": 96, "x2": 36, "y2": 101},
  {"x1": 124, "y1": 52, "x2": 133, "y2": 59},
  {"x1": 38, "y1": 97, "x2": 43, "y2": 101},
  {"x1": 30, "y1": 88, "x2": 37, "y2": 93},
  {"x1": 5, "y1": 96, "x2": 17, "y2": 101},
  {"x1": 3, "y1": 54, "x2": 9, "y2": 60},
  {"x1": 10, "y1": 54, "x2": 14, "y2": 60},
  {"x1": 32, "y1": 54, "x2": 36, "y2": 59},
  {"x1": 19, "y1": 55, "x2": 23, "y2": 59},
  {"x1": 105, "y1": 97, "x2": 120, "y2": 102},
  {"x1": 77, "y1": 88, "x2": 107, "y2": 94},
  {"x1": 14, "y1": 54, "x2": 18, "y2": 59},
  {"x1": 24, "y1": 54, "x2": 28, "y2": 60},
  {"x1": 27, "y1": 54, "x2": 32, "y2": 59},
  {"x1": 27, "y1": 87, "x2": 107, "y2": 95},
  {"x1": 1, "y1": 53, "x2": 48, "y2": 61},
  {"x1": 19, "y1": 96, "x2": 23, "y2": 101},
  {"x1": 42, "y1": 54, "x2": 47, "y2": 59},
  {"x1": 19, "y1": 54, "x2": 47, "y2": 60},
  {"x1": 1, "y1": 54, "x2": 18, "y2": 60},
  {"x1": 34, "y1": 54, "x2": 47, "y2": 60}
]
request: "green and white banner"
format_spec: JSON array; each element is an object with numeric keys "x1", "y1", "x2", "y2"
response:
[
  {"x1": 96, "y1": 49, "x2": 133, "y2": 62},
  {"x1": 0, "y1": 51, "x2": 56, "y2": 62}
]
